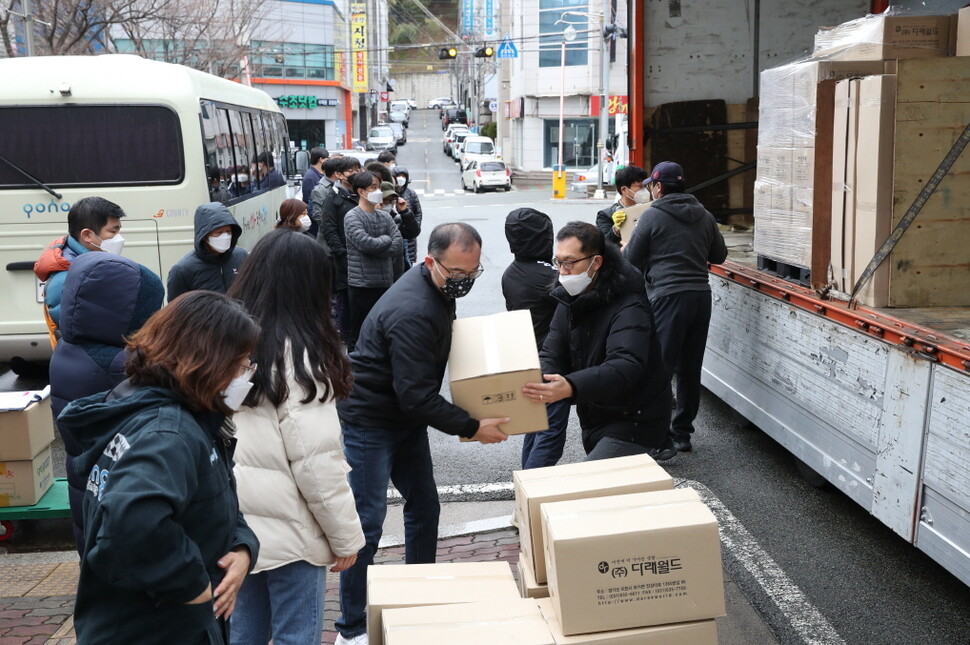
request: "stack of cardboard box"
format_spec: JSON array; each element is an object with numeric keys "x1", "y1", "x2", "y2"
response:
[
  {"x1": 514, "y1": 455, "x2": 724, "y2": 643},
  {"x1": 0, "y1": 390, "x2": 55, "y2": 508},
  {"x1": 754, "y1": 11, "x2": 970, "y2": 307}
]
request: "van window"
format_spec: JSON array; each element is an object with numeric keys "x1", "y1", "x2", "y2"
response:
[
  {"x1": 465, "y1": 141, "x2": 494, "y2": 155},
  {"x1": 0, "y1": 105, "x2": 183, "y2": 187}
]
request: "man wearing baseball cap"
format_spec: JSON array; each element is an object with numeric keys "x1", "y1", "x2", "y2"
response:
[{"x1": 623, "y1": 161, "x2": 727, "y2": 455}]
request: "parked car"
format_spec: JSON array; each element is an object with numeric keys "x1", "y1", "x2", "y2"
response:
[
  {"x1": 442, "y1": 107, "x2": 467, "y2": 128},
  {"x1": 388, "y1": 110, "x2": 409, "y2": 127},
  {"x1": 461, "y1": 160, "x2": 512, "y2": 193},
  {"x1": 390, "y1": 99, "x2": 411, "y2": 115},
  {"x1": 327, "y1": 149, "x2": 373, "y2": 166},
  {"x1": 450, "y1": 131, "x2": 471, "y2": 159},
  {"x1": 427, "y1": 96, "x2": 454, "y2": 109},
  {"x1": 366, "y1": 125, "x2": 397, "y2": 153},
  {"x1": 458, "y1": 136, "x2": 496, "y2": 169},
  {"x1": 387, "y1": 122, "x2": 407, "y2": 145},
  {"x1": 406, "y1": 98, "x2": 418, "y2": 109},
  {"x1": 568, "y1": 162, "x2": 616, "y2": 193},
  {"x1": 442, "y1": 124, "x2": 469, "y2": 156}
]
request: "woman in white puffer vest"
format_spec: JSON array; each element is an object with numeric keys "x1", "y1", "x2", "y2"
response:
[{"x1": 227, "y1": 229, "x2": 364, "y2": 645}]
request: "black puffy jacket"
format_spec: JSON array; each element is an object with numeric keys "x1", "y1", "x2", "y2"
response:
[
  {"x1": 166, "y1": 202, "x2": 248, "y2": 301},
  {"x1": 540, "y1": 256, "x2": 671, "y2": 453},
  {"x1": 319, "y1": 183, "x2": 361, "y2": 291},
  {"x1": 49, "y1": 252, "x2": 164, "y2": 551},
  {"x1": 501, "y1": 208, "x2": 558, "y2": 350}
]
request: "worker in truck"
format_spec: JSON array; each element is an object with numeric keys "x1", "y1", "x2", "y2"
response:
[
  {"x1": 622, "y1": 161, "x2": 728, "y2": 454},
  {"x1": 595, "y1": 165, "x2": 651, "y2": 245}
]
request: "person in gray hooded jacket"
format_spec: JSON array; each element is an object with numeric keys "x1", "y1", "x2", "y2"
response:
[
  {"x1": 622, "y1": 161, "x2": 727, "y2": 454},
  {"x1": 167, "y1": 202, "x2": 249, "y2": 301}
]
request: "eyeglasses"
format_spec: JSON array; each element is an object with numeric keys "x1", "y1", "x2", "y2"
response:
[
  {"x1": 552, "y1": 255, "x2": 597, "y2": 271},
  {"x1": 434, "y1": 258, "x2": 484, "y2": 280}
]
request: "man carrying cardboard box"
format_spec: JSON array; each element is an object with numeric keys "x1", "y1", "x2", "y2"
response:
[
  {"x1": 522, "y1": 221, "x2": 675, "y2": 461},
  {"x1": 334, "y1": 222, "x2": 509, "y2": 645}
]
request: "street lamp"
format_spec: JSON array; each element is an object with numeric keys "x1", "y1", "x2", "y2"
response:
[
  {"x1": 557, "y1": 9, "x2": 610, "y2": 199},
  {"x1": 552, "y1": 22, "x2": 577, "y2": 200}
]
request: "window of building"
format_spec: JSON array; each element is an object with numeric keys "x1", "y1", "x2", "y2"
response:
[
  {"x1": 251, "y1": 41, "x2": 335, "y2": 80},
  {"x1": 544, "y1": 118, "x2": 597, "y2": 168},
  {"x1": 538, "y1": 0, "x2": 589, "y2": 68},
  {"x1": 0, "y1": 105, "x2": 183, "y2": 187}
]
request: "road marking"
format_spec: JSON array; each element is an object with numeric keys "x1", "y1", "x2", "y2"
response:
[{"x1": 385, "y1": 478, "x2": 844, "y2": 645}]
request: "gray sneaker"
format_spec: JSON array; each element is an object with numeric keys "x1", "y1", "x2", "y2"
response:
[
  {"x1": 647, "y1": 445, "x2": 678, "y2": 462},
  {"x1": 672, "y1": 438, "x2": 693, "y2": 453}
]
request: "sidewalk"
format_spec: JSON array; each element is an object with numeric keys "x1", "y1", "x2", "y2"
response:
[{"x1": 0, "y1": 504, "x2": 778, "y2": 644}]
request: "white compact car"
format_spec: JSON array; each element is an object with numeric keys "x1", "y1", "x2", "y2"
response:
[
  {"x1": 427, "y1": 96, "x2": 454, "y2": 109},
  {"x1": 461, "y1": 159, "x2": 512, "y2": 193}
]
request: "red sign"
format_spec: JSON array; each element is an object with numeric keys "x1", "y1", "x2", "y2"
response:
[
  {"x1": 380, "y1": 92, "x2": 389, "y2": 102},
  {"x1": 590, "y1": 95, "x2": 629, "y2": 116}
]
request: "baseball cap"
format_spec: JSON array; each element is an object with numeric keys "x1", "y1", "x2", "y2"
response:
[
  {"x1": 380, "y1": 181, "x2": 398, "y2": 200},
  {"x1": 650, "y1": 161, "x2": 685, "y2": 184}
]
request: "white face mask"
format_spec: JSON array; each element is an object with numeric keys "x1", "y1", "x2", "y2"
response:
[
  {"x1": 559, "y1": 265, "x2": 596, "y2": 296},
  {"x1": 365, "y1": 189, "x2": 383, "y2": 205},
  {"x1": 221, "y1": 371, "x2": 254, "y2": 412},
  {"x1": 298, "y1": 214, "x2": 312, "y2": 232},
  {"x1": 97, "y1": 233, "x2": 125, "y2": 255},
  {"x1": 633, "y1": 188, "x2": 652, "y2": 204},
  {"x1": 395, "y1": 176, "x2": 407, "y2": 187},
  {"x1": 208, "y1": 232, "x2": 232, "y2": 253}
]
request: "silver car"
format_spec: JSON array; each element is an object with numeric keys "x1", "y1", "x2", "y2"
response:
[{"x1": 366, "y1": 125, "x2": 397, "y2": 153}]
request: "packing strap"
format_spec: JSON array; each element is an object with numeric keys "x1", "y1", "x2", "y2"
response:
[{"x1": 849, "y1": 121, "x2": 970, "y2": 306}]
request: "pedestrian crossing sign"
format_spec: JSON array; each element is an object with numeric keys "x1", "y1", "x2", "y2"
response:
[{"x1": 496, "y1": 37, "x2": 518, "y2": 59}]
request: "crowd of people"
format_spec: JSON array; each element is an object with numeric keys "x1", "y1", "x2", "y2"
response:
[{"x1": 33, "y1": 150, "x2": 726, "y2": 644}]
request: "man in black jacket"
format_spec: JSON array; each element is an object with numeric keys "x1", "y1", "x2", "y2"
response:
[
  {"x1": 595, "y1": 165, "x2": 650, "y2": 245},
  {"x1": 318, "y1": 156, "x2": 363, "y2": 339},
  {"x1": 334, "y1": 222, "x2": 509, "y2": 645},
  {"x1": 501, "y1": 208, "x2": 568, "y2": 469},
  {"x1": 522, "y1": 221, "x2": 675, "y2": 461},
  {"x1": 623, "y1": 161, "x2": 728, "y2": 453}
]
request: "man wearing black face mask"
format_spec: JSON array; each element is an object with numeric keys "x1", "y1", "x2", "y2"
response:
[{"x1": 333, "y1": 222, "x2": 509, "y2": 645}]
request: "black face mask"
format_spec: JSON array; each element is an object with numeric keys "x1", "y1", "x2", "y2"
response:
[{"x1": 433, "y1": 262, "x2": 476, "y2": 299}]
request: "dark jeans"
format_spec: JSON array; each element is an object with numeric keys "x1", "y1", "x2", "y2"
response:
[
  {"x1": 336, "y1": 423, "x2": 440, "y2": 639},
  {"x1": 334, "y1": 289, "x2": 349, "y2": 343},
  {"x1": 347, "y1": 286, "x2": 387, "y2": 350},
  {"x1": 521, "y1": 399, "x2": 570, "y2": 469},
  {"x1": 651, "y1": 290, "x2": 713, "y2": 441},
  {"x1": 585, "y1": 436, "x2": 649, "y2": 461}
]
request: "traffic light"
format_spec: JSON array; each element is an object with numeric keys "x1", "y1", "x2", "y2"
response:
[
  {"x1": 474, "y1": 45, "x2": 494, "y2": 58},
  {"x1": 438, "y1": 47, "x2": 458, "y2": 59}
]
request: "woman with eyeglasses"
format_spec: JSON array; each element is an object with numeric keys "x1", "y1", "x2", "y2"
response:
[
  {"x1": 58, "y1": 291, "x2": 262, "y2": 645},
  {"x1": 343, "y1": 170, "x2": 403, "y2": 350},
  {"x1": 227, "y1": 229, "x2": 364, "y2": 645}
]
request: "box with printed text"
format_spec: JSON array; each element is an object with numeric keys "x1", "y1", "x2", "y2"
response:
[
  {"x1": 0, "y1": 445, "x2": 54, "y2": 507},
  {"x1": 535, "y1": 598, "x2": 718, "y2": 644}
]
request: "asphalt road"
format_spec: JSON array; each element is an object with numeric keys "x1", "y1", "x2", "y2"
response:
[{"x1": 3, "y1": 108, "x2": 969, "y2": 644}]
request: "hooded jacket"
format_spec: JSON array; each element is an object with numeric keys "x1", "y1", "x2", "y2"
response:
[
  {"x1": 337, "y1": 264, "x2": 480, "y2": 438},
  {"x1": 541, "y1": 256, "x2": 672, "y2": 453},
  {"x1": 59, "y1": 381, "x2": 259, "y2": 645},
  {"x1": 501, "y1": 208, "x2": 558, "y2": 350},
  {"x1": 33, "y1": 235, "x2": 92, "y2": 326},
  {"x1": 622, "y1": 192, "x2": 728, "y2": 300},
  {"x1": 166, "y1": 203, "x2": 248, "y2": 301},
  {"x1": 233, "y1": 351, "x2": 365, "y2": 573},
  {"x1": 49, "y1": 252, "x2": 164, "y2": 551},
  {"x1": 319, "y1": 183, "x2": 361, "y2": 292},
  {"x1": 392, "y1": 167, "x2": 424, "y2": 264}
]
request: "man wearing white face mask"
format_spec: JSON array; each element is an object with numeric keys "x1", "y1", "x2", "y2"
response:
[
  {"x1": 34, "y1": 196, "x2": 127, "y2": 331},
  {"x1": 595, "y1": 165, "x2": 651, "y2": 246},
  {"x1": 167, "y1": 202, "x2": 249, "y2": 302},
  {"x1": 522, "y1": 221, "x2": 676, "y2": 462}
]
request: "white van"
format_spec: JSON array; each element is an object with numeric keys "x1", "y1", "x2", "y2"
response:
[
  {"x1": 458, "y1": 136, "x2": 497, "y2": 169},
  {"x1": 0, "y1": 55, "x2": 287, "y2": 362}
]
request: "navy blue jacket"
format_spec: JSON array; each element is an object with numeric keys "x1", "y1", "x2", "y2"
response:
[
  {"x1": 49, "y1": 252, "x2": 164, "y2": 550},
  {"x1": 60, "y1": 381, "x2": 259, "y2": 645},
  {"x1": 167, "y1": 203, "x2": 248, "y2": 301}
]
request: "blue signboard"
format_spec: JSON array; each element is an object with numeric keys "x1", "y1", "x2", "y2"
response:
[{"x1": 496, "y1": 36, "x2": 518, "y2": 59}]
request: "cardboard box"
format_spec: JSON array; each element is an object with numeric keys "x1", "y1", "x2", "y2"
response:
[
  {"x1": 383, "y1": 599, "x2": 555, "y2": 645},
  {"x1": 755, "y1": 147, "x2": 793, "y2": 186},
  {"x1": 616, "y1": 202, "x2": 649, "y2": 245},
  {"x1": 542, "y1": 499, "x2": 724, "y2": 635},
  {"x1": 449, "y1": 310, "x2": 548, "y2": 438},
  {"x1": 0, "y1": 445, "x2": 54, "y2": 507},
  {"x1": 513, "y1": 455, "x2": 673, "y2": 584},
  {"x1": 367, "y1": 562, "x2": 521, "y2": 645},
  {"x1": 517, "y1": 551, "x2": 550, "y2": 599},
  {"x1": 958, "y1": 7, "x2": 970, "y2": 56},
  {"x1": 852, "y1": 74, "x2": 896, "y2": 307},
  {"x1": 813, "y1": 14, "x2": 952, "y2": 61},
  {"x1": 0, "y1": 397, "x2": 55, "y2": 461},
  {"x1": 829, "y1": 78, "x2": 860, "y2": 293},
  {"x1": 536, "y1": 598, "x2": 718, "y2": 645}
]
